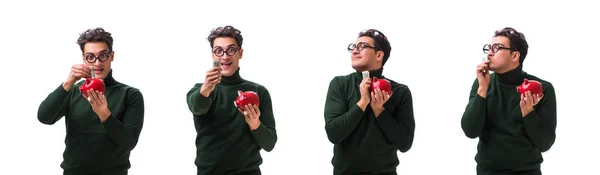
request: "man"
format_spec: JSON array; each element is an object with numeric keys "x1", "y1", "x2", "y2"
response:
[
  {"x1": 186, "y1": 25, "x2": 277, "y2": 175},
  {"x1": 37, "y1": 27, "x2": 145, "y2": 175},
  {"x1": 323, "y1": 29, "x2": 416, "y2": 175},
  {"x1": 461, "y1": 27, "x2": 557, "y2": 175}
]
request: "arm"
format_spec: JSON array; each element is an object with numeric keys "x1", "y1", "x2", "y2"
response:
[
  {"x1": 102, "y1": 88, "x2": 145, "y2": 151},
  {"x1": 37, "y1": 83, "x2": 71, "y2": 125},
  {"x1": 522, "y1": 83, "x2": 557, "y2": 152},
  {"x1": 186, "y1": 83, "x2": 213, "y2": 116},
  {"x1": 375, "y1": 86, "x2": 415, "y2": 152},
  {"x1": 251, "y1": 88, "x2": 277, "y2": 152},
  {"x1": 324, "y1": 77, "x2": 365, "y2": 144},
  {"x1": 461, "y1": 79, "x2": 487, "y2": 138}
]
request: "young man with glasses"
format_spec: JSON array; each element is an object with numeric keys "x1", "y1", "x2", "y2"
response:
[
  {"x1": 461, "y1": 27, "x2": 557, "y2": 175},
  {"x1": 323, "y1": 29, "x2": 415, "y2": 175},
  {"x1": 37, "y1": 27, "x2": 145, "y2": 175},
  {"x1": 186, "y1": 25, "x2": 277, "y2": 175}
]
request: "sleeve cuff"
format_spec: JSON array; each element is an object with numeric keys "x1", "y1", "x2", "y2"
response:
[
  {"x1": 522, "y1": 110, "x2": 540, "y2": 127},
  {"x1": 251, "y1": 123, "x2": 269, "y2": 138},
  {"x1": 55, "y1": 83, "x2": 70, "y2": 95}
]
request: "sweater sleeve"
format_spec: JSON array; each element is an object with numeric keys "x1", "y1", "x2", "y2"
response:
[
  {"x1": 250, "y1": 87, "x2": 277, "y2": 152},
  {"x1": 461, "y1": 79, "x2": 487, "y2": 138},
  {"x1": 103, "y1": 88, "x2": 145, "y2": 151},
  {"x1": 521, "y1": 82, "x2": 557, "y2": 152},
  {"x1": 187, "y1": 83, "x2": 213, "y2": 116},
  {"x1": 375, "y1": 86, "x2": 416, "y2": 153},
  {"x1": 324, "y1": 77, "x2": 365, "y2": 144},
  {"x1": 37, "y1": 83, "x2": 71, "y2": 125}
]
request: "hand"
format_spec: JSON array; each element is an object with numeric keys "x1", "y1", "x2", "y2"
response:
[
  {"x1": 86, "y1": 89, "x2": 111, "y2": 123},
  {"x1": 63, "y1": 64, "x2": 92, "y2": 91},
  {"x1": 476, "y1": 60, "x2": 491, "y2": 98},
  {"x1": 357, "y1": 77, "x2": 372, "y2": 111},
  {"x1": 200, "y1": 67, "x2": 222, "y2": 97},
  {"x1": 370, "y1": 87, "x2": 392, "y2": 117},
  {"x1": 520, "y1": 91, "x2": 544, "y2": 117},
  {"x1": 238, "y1": 104, "x2": 261, "y2": 131}
]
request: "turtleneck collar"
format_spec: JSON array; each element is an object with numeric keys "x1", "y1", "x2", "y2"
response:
[
  {"x1": 496, "y1": 64, "x2": 526, "y2": 85},
  {"x1": 221, "y1": 67, "x2": 245, "y2": 85},
  {"x1": 102, "y1": 69, "x2": 117, "y2": 86},
  {"x1": 354, "y1": 67, "x2": 385, "y2": 81}
]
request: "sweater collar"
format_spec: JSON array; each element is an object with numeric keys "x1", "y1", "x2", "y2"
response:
[
  {"x1": 496, "y1": 64, "x2": 526, "y2": 85},
  {"x1": 221, "y1": 67, "x2": 245, "y2": 85},
  {"x1": 354, "y1": 67, "x2": 385, "y2": 81}
]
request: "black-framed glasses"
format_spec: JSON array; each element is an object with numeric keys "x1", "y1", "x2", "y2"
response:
[
  {"x1": 84, "y1": 51, "x2": 111, "y2": 63},
  {"x1": 348, "y1": 42, "x2": 376, "y2": 52},
  {"x1": 483, "y1": 43, "x2": 517, "y2": 54},
  {"x1": 212, "y1": 47, "x2": 240, "y2": 57}
]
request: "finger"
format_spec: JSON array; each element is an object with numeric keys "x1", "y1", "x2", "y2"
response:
[
  {"x1": 99, "y1": 91, "x2": 106, "y2": 103},
  {"x1": 253, "y1": 105, "x2": 260, "y2": 119}
]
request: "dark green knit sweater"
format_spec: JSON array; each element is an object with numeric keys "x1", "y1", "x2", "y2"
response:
[
  {"x1": 324, "y1": 68, "x2": 415, "y2": 175},
  {"x1": 186, "y1": 67, "x2": 277, "y2": 175},
  {"x1": 461, "y1": 66, "x2": 557, "y2": 172},
  {"x1": 37, "y1": 70, "x2": 145, "y2": 175}
]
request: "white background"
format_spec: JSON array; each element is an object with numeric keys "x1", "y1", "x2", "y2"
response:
[{"x1": 1, "y1": 0, "x2": 598, "y2": 174}]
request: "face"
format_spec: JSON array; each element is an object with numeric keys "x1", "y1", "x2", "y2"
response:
[
  {"x1": 486, "y1": 36, "x2": 519, "y2": 73},
  {"x1": 81, "y1": 42, "x2": 114, "y2": 79},
  {"x1": 350, "y1": 36, "x2": 383, "y2": 71},
  {"x1": 212, "y1": 37, "x2": 243, "y2": 77}
]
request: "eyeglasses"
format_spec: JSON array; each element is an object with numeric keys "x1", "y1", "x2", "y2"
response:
[
  {"x1": 84, "y1": 51, "x2": 111, "y2": 63},
  {"x1": 212, "y1": 47, "x2": 240, "y2": 57},
  {"x1": 483, "y1": 43, "x2": 517, "y2": 54},
  {"x1": 348, "y1": 42, "x2": 376, "y2": 52}
]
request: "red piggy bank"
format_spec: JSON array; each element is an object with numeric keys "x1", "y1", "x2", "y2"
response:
[
  {"x1": 234, "y1": 90, "x2": 259, "y2": 108},
  {"x1": 371, "y1": 77, "x2": 392, "y2": 94},
  {"x1": 517, "y1": 78, "x2": 542, "y2": 96},
  {"x1": 79, "y1": 78, "x2": 105, "y2": 95}
]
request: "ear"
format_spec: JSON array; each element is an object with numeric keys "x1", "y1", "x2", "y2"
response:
[
  {"x1": 376, "y1": 51, "x2": 384, "y2": 62},
  {"x1": 238, "y1": 48, "x2": 244, "y2": 60},
  {"x1": 110, "y1": 51, "x2": 115, "y2": 62},
  {"x1": 511, "y1": 51, "x2": 520, "y2": 63}
]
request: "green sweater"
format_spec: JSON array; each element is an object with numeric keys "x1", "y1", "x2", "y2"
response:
[
  {"x1": 37, "y1": 70, "x2": 145, "y2": 175},
  {"x1": 324, "y1": 68, "x2": 415, "y2": 175},
  {"x1": 186, "y1": 67, "x2": 277, "y2": 175},
  {"x1": 461, "y1": 66, "x2": 557, "y2": 172}
]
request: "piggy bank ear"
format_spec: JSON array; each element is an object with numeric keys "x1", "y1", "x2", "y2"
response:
[{"x1": 237, "y1": 90, "x2": 243, "y2": 96}]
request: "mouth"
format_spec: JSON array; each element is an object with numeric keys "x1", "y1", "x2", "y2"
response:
[
  {"x1": 352, "y1": 56, "x2": 362, "y2": 60},
  {"x1": 94, "y1": 68, "x2": 104, "y2": 75},
  {"x1": 221, "y1": 62, "x2": 233, "y2": 69}
]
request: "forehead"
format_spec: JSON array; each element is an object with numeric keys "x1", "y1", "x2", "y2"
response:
[
  {"x1": 490, "y1": 36, "x2": 510, "y2": 46},
  {"x1": 213, "y1": 37, "x2": 238, "y2": 48},
  {"x1": 355, "y1": 36, "x2": 375, "y2": 45},
  {"x1": 83, "y1": 42, "x2": 109, "y2": 53}
]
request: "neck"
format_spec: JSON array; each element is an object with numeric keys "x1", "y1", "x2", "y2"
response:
[
  {"x1": 496, "y1": 64, "x2": 525, "y2": 85},
  {"x1": 221, "y1": 67, "x2": 245, "y2": 85}
]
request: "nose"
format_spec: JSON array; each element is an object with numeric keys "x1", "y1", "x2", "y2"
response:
[{"x1": 351, "y1": 48, "x2": 360, "y2": 55}]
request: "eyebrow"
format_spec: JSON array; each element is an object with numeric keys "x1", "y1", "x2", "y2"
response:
[
  {"x1": 214, "y1": 44, "x2": 238, "y2": 49},
  {"x1": 84, "y1": 49, "x2": 109, "y2": 55}
]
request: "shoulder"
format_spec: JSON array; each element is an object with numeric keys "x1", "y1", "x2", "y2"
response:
[
  {"x1": 386, "y1": 77, "x2": 410, "y2": 93},
  {"x1": 330, "y1": 73, "x2": 354, "y2": 85},
  {"x1": 115, "y1": 81, "x2": 144, "y2": 97},
  {"x1": 243, "y1": 80, "x2": 271, "y2": 95}
]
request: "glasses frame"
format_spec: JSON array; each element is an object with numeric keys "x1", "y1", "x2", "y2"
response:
[
  {"x1": 212, "y1": 47, "x2": 240, "y2": 57},
  {"x1": 83, "y1": 51, "x2": 111, "y2": 63}
]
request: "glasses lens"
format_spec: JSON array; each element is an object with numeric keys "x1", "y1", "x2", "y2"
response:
[{"x1": 226, "y1": 47, "x2": 237, "y2": 56}]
